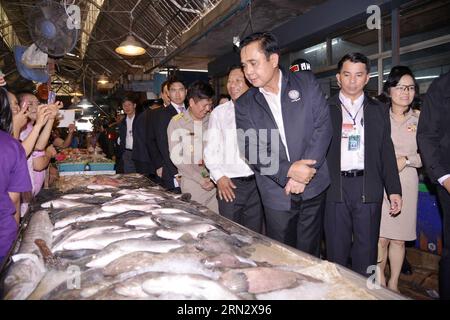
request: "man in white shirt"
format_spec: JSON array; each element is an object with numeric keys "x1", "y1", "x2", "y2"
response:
[
  {"x1": 118, "y1": 97, "x2": 136, "y2": 173},
  {"x1": 417, "y1": 70, "x2": 450, "y2": 300},
  {"x1": 324, "y1": 53, "x2": 402, "y2": 276},
  {"x1": 204, "y1": 66, "x2": 263, "y2": 232}
]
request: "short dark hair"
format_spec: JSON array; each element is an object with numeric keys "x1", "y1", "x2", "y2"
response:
[
  {"x1": 160, "y1": 80, "x2": 169, "y2": 93},
  {"x1": 380, "y1": 65, "x2": 420, "y2": 112},
  {"x1": 187, "y1": 81, "x2": 215, "y2": 102},
  {"x1": 337, "y1": 52, "x2": 370, "y2": 73},
  {"x1": 0, "y1": 87, "x2": 13, "y2": 133},
  {"x1": 121, "y1": 96, "x2": 136, "y2": 105},
  {"x1": 239, "y1": 32, "x2": 280, "y2": 60},
  {"x1": 167, "y1": 77, "x2": 186, "y2": 91},
  {"x1": 16, "y1": 91, "x2": 36, "y2": 105},
  {"x1": 227, "y1": 64, "x2": 243, "y2": 74}
]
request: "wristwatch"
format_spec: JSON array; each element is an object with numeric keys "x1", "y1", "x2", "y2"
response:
[{"x1": 405, "y1": 156, "x2": 411, "y2": 166}]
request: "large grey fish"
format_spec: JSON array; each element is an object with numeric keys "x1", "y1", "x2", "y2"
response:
[
  {"x1": 54, "y1": 210, "x2": 124, "y2": 229},
  {"x1": 202, "y1": 253, "x2": 257, "y2": 269},
  {"x1": 19, "y1": 210, "x2": 53, "y2": 257},
  {"x1": 3, "y1": 253, "x2": 46, "y2": 300},
  {"x1": 102, "y1": 251, "x2": 219, "y2": 281},
  {"x1": 41, "y1": 199, "x2": 87, "y2": 209},
  {"x1": 55, "y1": 229, "x2": 154, "y2": 251},
  {"x1": 86, "y1": 239, "x2": 184, "y2": 268},
  {"x1": 141, "y1": 274, "x2": 240, "y2": 300},
  {"x1": 219, "y1": 267, "x2": 323, "y2": 294},
  {"x1": 52, "y1": 225, "x2": 125, "y2": 252},
  {"x1": 101, "y1": 200, "x2": 161, "y2": 213},
  {"x1": 124, "y1": 216, "x2": 158, "y2": 228},
  {"x1": 155, "y1": 223, "x2": 217, "y2": 240},
  {"x1": 61, "y1": 194, "x2": 94, "y2": 200}
]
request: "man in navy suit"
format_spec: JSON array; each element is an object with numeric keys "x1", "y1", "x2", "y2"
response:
[{"x1": 235, "y1": 32, "x2": 332, "y2": 256}]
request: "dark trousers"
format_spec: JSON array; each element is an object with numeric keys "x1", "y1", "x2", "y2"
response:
[
  {"x1": 437, "y1": 187, "x2": 450, "y2": 300},
  {"x1": 122, "y1": 150, "x2": 136, "y2": 174},
  {"x1": 218, "y1": 176, "x2": 263, "y2": 233},
  {"x1": 263, "y1": 191, "x2": 326, "y2": 257},
  {"x1": 324, "y1": 175, "x2": 381, "y2": 276}
]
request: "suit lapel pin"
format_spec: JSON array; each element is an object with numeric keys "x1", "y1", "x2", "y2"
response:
[{"x1": 288, "y1": 90, "x2": 301, "y2": 102}]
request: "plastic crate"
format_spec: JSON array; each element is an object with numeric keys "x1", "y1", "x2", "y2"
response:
[
  {"x1": 89, "y1": 162, "x2": 115, "y2": 171},
  {"x1": 57, "y1": 162, "x2": 86, "y2": 172}
]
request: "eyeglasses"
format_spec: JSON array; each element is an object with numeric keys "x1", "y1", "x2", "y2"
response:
[{"x1": 394, "y1": 85, "x2": 415, "y2": 92}]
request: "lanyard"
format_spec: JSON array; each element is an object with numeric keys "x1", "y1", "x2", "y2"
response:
[{"x1": 340, "y1": 101, "x2": 363, "y2": 127}]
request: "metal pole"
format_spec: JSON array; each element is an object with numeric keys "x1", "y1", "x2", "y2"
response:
[
  {"x1": 378, "y1": 18, "x2": 384, "y2": 95},
  {"x1": 326, "y1": 37, "x2": 332, "y2": 66},
  {"x1": 391, "y1": 5, "x2": 400, "y2": 66}
]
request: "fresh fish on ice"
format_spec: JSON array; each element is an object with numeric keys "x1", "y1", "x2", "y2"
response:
[
  {"x1": 86, "y1": 239, "x2": 184, "y2": 268},
  {"x1": 203, "y1": 253, "x2": 257, "y2": 269},
  {"x1": 101, "y1": 200, "x2": 161, "y2": 213},
  {"x1": 93, "y1": 192, "x2": 113, "y2": 197},
  {"x1": 156, "y1": 223, "x2": 217, "y2": 240},
  {"x1": 150, "y1": 208, "x2": 189, "y2": 215},
  {"x1": 86, "y1": 184, "x2": 118, "y2": 190},
  {"x1": 54, "y1": 210, "x2": 123, "y2": 229},
  {"x1": 52, "y1": 225, "x2": 124, "y2": 252},
  {"x1": 41, "y1": 199, "x2": 86, "y2": 209},
  {"x1": 3, "y1": 253, "x2": 46, "y2": 300},
  {"x1": 19, "y1": 210, "x2": 53, "y2": 256},
  {"x1": 124, "y1": 216, "x2": 158, "y2": 228},
  {"x1": 61, "y1": 194, "x2": 94, "y2": 200},
  {"x1": 141, "y1": 274, "x2": 240, "y2": 300},
  {"x1": 220, "y1": 267, "x2": 322, "y2": 294}
]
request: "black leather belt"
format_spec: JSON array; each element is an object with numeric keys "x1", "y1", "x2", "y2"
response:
[
  {"x1": 341, "y1": 170, "x2": 364, "y2": 177},
  {"x1": 232, "y1": 175, "x2": 255, "y2": 182},
  {"x1": 125, "y1": 148, "x2": 133, "y2": 151}
]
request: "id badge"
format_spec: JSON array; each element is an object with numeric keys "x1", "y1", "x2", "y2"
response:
[{"x1": 348, "y1": 133, "x2": 361, "y2": 151}]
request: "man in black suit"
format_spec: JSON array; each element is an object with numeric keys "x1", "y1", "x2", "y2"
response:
[
  {"x1": 132, "y1": 81, "x2": 168, "y2": 184},
  {"x1": 154, "y1": 78, "x2": 187, "y2": 192},
  {"x1": 324, "y1": 53, "x2": 402, "y2": 276},
  {"x1": 235, "y1": 32, "x2": 332, "y2": 257},
  {"x1": 117, "y1": 96, "x2": 137, "y2": 173},
  {"x1": 417, "y1": 71, "x2": 450, "y2": 300}
]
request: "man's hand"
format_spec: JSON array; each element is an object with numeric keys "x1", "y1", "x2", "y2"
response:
[
  {"x1": 217, "y1": 176, "x2": 236, "y2": 202},
  {"x1": 397, "y1": 156, "x2": 407, "y2": 172},
  {"x1": 287, "y1": 159, "x2": 317, "y2": 184},
  {"x1": 156, "y1": 167, "x2": 163, "y2": 178},
  {"x1": 285, "y1": 178, "x2": 306, "y2": 195},
  {"x1": 389, "y1": 194, "x2": 402, "y2": 215},
  {"x1": 443, "y1": 177, "x2": 450, "y2": 194},
  {"x1": 201, "y1": 178, "x2": 215, "y2": 191}
]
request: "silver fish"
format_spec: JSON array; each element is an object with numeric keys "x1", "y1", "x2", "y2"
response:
[
  {"x1": 41, "y1": 199, "x2": 86, "y2": 209},
  {"x1": 141, "y1": 274, "x2": 240, "y2": 300},
  {"x1": 61, "y1": 194, "x2": 94, "y2": 200},
  {"x1": 86, "y1": 184, "x2": 118, "y2": 190},
  {"x1": 54, "y1": 210, "x2": 123, "y2": 229},
  {"x1": 101, "y1": 200, "x2": 161, "y2": 213},
  {"x1": 86, "y1": 239, "x2": 184, "y2": 268},
  {"x1": 56, "y1": 230, "x2": 154, "y2": 251},
  {"x1": 3, "y1": 253, "x2": 46, "y2": 300},
  {"x1": 124, "y1": 216, "x2": 158, "y2": 228},
  {"x1": 156, "y1": 223, "x2": 217, "y2": 240},
  {"x1": 19, "y1": 210, "x2": 53, "y2": 256}
]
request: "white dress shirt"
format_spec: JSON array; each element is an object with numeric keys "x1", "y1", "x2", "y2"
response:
[
  {"x1": 339, "y1": 91, "x2": 365, "y2": 171},
  {"x1": 204, "y1": 100, "x2": 254, "y2": 183},
  {"x1": 259, "y1": 70, "x2": 291, "y2": 161},
  {"x1": 172, "y1": 102, "x2": 186, "y2": 114},
  {"x1": 125, "y1": 114, "x2": 135, "y2": 150}
]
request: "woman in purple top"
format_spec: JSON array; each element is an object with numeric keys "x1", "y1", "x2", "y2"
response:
[{"x1": 0, "y1": 88, "x2": 32, "y2": 264}]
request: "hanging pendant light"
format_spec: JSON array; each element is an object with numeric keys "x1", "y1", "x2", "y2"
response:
[
  {"x1": 115, "y1": 9, "x2": 146, "y2": 56},
  {"x1": 97, "y1": 74, "x2": 109, "y2": 84},
  {"x1": 115, "y1": 34, "x2": 146, "y2": 56}
]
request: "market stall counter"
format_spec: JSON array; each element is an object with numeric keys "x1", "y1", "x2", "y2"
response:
[{"x1": 0, "y1": 174, "x2": 405, "y2": 300}]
